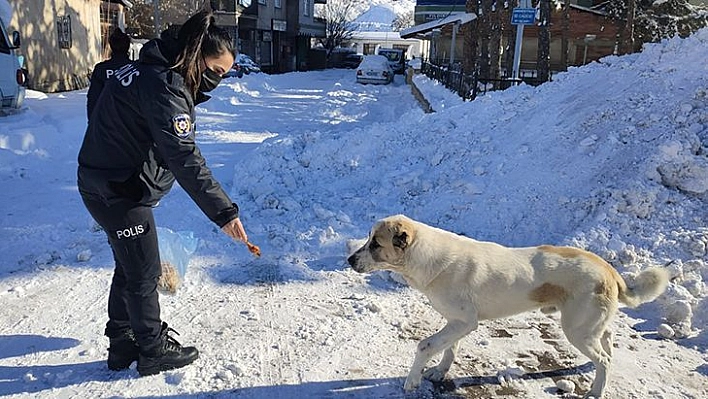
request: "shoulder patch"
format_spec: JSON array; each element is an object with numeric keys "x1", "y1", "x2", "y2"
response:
[{"x1": 172, "y1": 114, "x2": 193, "y2": 138}]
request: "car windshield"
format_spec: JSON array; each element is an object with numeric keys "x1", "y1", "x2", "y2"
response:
[{"x1": 381, "y1": 52, "x2": 400, "y2": 61}]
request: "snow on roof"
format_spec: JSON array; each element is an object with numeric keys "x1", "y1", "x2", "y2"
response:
[{"x1": 351, "y1": 5, "x2": 397, "y2": 32}]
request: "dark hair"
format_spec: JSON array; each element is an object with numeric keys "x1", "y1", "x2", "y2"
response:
[
  {"x1": 109, "y1": 28, "x2": 131, "y2": 57},
  {"x1": 173, "y1": 10, "x2": 235, "y2": 97}
]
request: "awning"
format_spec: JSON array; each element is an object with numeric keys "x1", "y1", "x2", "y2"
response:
[
  {"x1": 400, "y1": 13, "x2": 477, "y2": 39},
  {"x1": 107, "y1": 0, "x2": 134, "y2": 8},
  {"x1": 298, "y1": 22, "x2": 327, "y2": 38}
]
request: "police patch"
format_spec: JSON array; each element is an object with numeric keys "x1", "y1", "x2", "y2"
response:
[{"x1": 172, "y1": 114, "x2": 193, "y2": 138}]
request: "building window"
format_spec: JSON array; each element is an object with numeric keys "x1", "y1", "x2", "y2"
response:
[
  {"x1": 275, "y1": 0, "x2": 281, "y2": 8},
  {"x1": 100, "y1": 3, "x2": 121, "y2": 56},
  {"x1": 363, "y1": 43, "x2": 376, "y2": 55},
  {"x1": 304, "y1": 0, "x2": 310, "y2": 16},
  {"x1": 57, "y1": 15, "x2": 72, "y2": 49},
  {"x1": 212, "y1": 0, "x2": 239, "y2": 12},
  {"x1": 258, "y1": 0, "x2": 266, "y2": 5}
]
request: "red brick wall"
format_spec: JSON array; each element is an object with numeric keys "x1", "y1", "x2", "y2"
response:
[{"x1": 521, "y1": 8, "x2": 620, "y2": 67}]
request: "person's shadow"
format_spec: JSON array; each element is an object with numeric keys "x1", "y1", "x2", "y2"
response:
[{"x1": 0, "y1": 334, "x2": 132, "y2": 396}]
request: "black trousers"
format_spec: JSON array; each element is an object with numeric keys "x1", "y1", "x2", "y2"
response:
[{"x1": 81, "y1": 196, "x2": 163, "y2": 353}]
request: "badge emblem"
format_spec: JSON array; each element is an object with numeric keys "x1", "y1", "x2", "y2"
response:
[{"x1": 172, "y1": 114, "x2": 193, "y2": 138}]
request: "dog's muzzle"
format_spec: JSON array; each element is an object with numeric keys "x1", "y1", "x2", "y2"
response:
[{"x1": 347, "y1": 253, "x2": 365, "y2": 273}]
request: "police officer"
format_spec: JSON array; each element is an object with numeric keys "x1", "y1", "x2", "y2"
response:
[
  {"x1": 77, "y1": 10, "x2": 248, "y2": 376},
  {"x1": 87, "y1": 28, "x2": 132, "y2": 120}
]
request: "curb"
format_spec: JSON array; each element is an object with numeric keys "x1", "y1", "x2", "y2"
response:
[{"x1": 406, "y1": 68, "x2": 434, "y2": 114}]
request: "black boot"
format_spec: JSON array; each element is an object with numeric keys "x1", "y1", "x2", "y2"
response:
[
  {"x1": 137, "y1": 322, "x2": 199, "y2": 376},
  {"x1": 107, "y1": 329, "x2": 140, "y2": 371}
]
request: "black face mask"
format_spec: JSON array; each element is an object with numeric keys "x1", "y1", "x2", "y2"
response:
[{"x1": 199, "y1": 67, "x2": 222, "y2": 92}]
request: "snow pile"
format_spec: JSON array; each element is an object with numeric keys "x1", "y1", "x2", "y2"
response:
[{"x1": 228, "y1": 30, "x2": 708, "y2": 336}]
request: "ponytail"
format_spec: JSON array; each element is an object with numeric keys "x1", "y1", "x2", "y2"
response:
[{"x1": 173, "y1": 10, "x2": 235, "y2": 98}]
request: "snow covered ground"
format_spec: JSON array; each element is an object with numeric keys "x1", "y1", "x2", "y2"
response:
[{"x1": 1, "y1": 29, "x2": 707, "y2": 398}]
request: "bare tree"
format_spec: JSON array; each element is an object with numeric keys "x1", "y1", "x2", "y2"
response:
[
  {"x1": 536, "y1": 0, "x2": 551, "y2": 82},
  {"x1": 607, "y1": 0, "x2": 637, "y2": 54},
  {"x1": 560, "y1": 0, "x2": 570, "y2": 71},
  {"x1": 464, "y1": 0, "x2": 480, "y2": 74},
  {"x1": 315, "y1": 0, "x2": 359, "y2": 57},
  {"x1": 392, "y1": 10, "x2": 414, "y2": 32},
  {"x1": 126, "y1": 0, "x2": 207, "y2": 38},
  {"x1": 634, "y1": 0, "x2": 708, "y2": 43},
  {"x1": 463, "y1": 1, "x2": 479, "y2": 74},
  {"x1": 488, "y1": 1, "x2": 506, "y2": 78},
  {"x1": 478, "y1": 0, "x2": 492, "y2": 77},
  {"x1": 503, "y1": 7, "x2": 516, "y2": 77}
]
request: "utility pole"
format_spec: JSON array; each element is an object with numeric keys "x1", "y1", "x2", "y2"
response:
[{"x1": 510, "y1": 0, "x2": 535, "y2": 81}]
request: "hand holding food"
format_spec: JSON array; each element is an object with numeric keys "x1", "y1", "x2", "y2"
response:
[{"x1": 246, "y1": 241, "x2": 261, "y2": 257}]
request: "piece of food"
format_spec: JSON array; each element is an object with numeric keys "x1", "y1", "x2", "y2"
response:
[{"x1": 246, "y1": 241, "x2": 261, "y2": 257}]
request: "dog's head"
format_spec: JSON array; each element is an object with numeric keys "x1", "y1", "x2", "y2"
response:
[{"x1": 347, "y1": 215, "x2": 416, "y2": 274}]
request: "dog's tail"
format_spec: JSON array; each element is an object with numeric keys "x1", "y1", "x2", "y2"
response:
[{"x1": 618, "y1": 267, "x2": 670, "y2": 308}]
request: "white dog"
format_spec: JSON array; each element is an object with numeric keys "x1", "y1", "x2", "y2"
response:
[{"x1": 347, "y1": 215, "x2": 669, "y2": 399}]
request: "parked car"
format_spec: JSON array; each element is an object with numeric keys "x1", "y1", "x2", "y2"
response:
[
  {"x1": 224, "y1": 53, "x2": 261, "y2": 78},
  {"x1": 338, "y1": 53, "x2": 363, "y2": 69},
  {"x1": 356, "y1": 55, "x2": 393, "y2": 85},
  {"x1": 377, "y1": 48, "x2": 406, "y2": 75},
  {"x1": 0, "y1": 15, "x2": 26, "y2": 112}
]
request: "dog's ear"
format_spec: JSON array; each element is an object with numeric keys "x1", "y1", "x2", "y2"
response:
[{"x1": 392, "y1": 232, "x2": 409, "y2": 250}]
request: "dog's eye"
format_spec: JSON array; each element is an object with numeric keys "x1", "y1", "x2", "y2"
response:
[{"x1": 370, "y1": 239, "x2": 380, "y2": 249}]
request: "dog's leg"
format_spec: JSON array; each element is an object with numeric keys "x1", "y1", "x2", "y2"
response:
[
  {"x1": 561, "y1": 301, "x2": 615, "y2": 399},
  {"x1": 404, "y1": 319, "x2": 477, "y2": 391},
  {"x1": 600, "y1": 329, "x2": 613, "y2": 357},
  {"x1": 422, "y1": 340, "x2": 459, "y2": 382}
]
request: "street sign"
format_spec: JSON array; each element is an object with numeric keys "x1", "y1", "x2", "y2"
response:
[{"x1": 511, "y1": 8, "x2": 536, "y2": 25}]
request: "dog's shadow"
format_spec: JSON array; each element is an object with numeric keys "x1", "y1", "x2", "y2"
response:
[{"x1": 434, "y1": 362, "x2": 594, "y2": 397}]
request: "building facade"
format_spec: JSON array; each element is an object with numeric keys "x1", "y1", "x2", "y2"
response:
[
  {"x1": 415, "y1": 0, "x2": 465, "y2": 25},
  {"x1": 6, "y1": 0, "x2": 130, "y2": 92},
  {"x1": 406, "y1": 1, "x2": 621, "y2": 74},
  {"x1": 287, "y1": 0, "x2": 326, "y2": 71}
]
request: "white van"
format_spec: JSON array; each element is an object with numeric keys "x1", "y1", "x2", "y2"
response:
[
  {"x1": 377, "y1": 48, "x2": 406, "y2": 75},
  {"x1": 0, "y1": 15, "x2": 26, "y2": 112}
]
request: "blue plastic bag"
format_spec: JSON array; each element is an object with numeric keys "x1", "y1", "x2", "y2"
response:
[{"x1": 157, "y1": 227, "x2": 198, "y2": 293}]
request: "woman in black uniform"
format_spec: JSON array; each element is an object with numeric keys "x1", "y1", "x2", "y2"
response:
[
  {"x1": 86, "y1": 27, "x2": 132, "y2": 120},
  {"x1": 77, "y1": 10, "x2": 247, "y2": 376}
]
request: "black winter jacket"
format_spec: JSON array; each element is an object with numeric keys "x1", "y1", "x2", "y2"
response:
[
  {"x1": 86, "y1": 55, "x2": 132, "y2": 120},
  {"x1": 78, "y1": 38, "x2": 239, "y2": 227}
]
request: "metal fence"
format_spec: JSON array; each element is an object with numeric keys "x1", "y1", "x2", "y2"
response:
[{"x1": 420, "y1": 62, "x2": 546, "y2": 101}]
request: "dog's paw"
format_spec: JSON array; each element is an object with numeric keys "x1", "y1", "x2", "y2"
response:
[
  {"x1": 496, "y1": 367, "x2": 524, "y2": 386},
  {"x1": 403, "y1": 376, "x2": 421, "y2": 391},
  {"x1": 423, "y1": 366, "x2": 448, "y2": 382}
]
